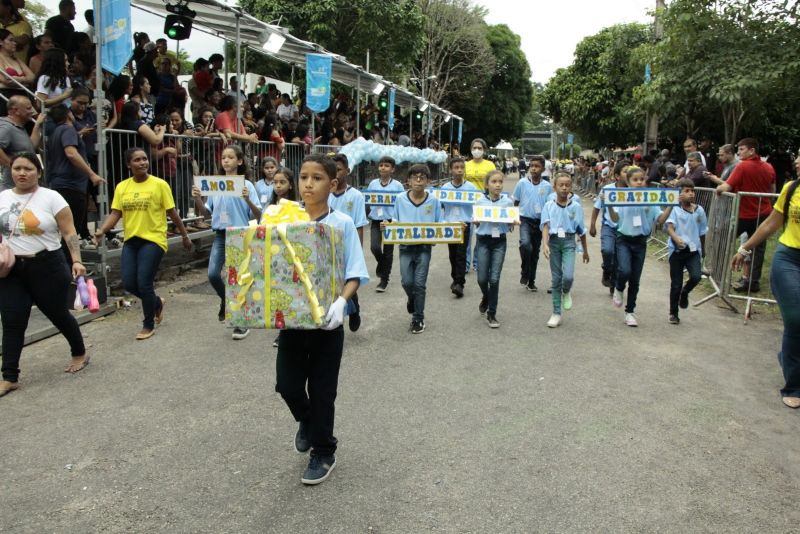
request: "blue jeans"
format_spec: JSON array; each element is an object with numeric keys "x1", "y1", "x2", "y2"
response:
[
  {"x1": 476, "y1": 235, "x2": 507, "y2": 315},
  {"x1": 208, "y1": 230, "x2": 226, "y2": 300},
  {"x1": 399, "y1": 245, "x2": 432, "y2": 322},
  {"x1": 615, "y1": 234, "x2": 648, "y2": 313},
  {"x1": 771, "y1": 244, "x2": 800, "y2": 397},
  {"x1": 600, "y1": 224, "x2": 618, "y2": 285},
  {"x1": 519, "y1": 216, "x2": 542, "y2": 284},
  {"x1": 121, "y1": 236, "x2": 165, "y2": 330},
  {"x1": 668, "y1": 249, "x2": 702, "y2": 315},
  {"x1": 549, "y1": 235, "x2": 576, "y2": 314}
]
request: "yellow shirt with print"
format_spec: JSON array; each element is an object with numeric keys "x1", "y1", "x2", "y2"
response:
[
  {"x1": 0, "y1": 16, "x2": 32, "y2": 63},
  {"x1": 464, "y1": 159, "x2": 497, "y2": 191},
  {"x1": 111, "y1": 176, "x2": 175, "y2": 251},
  {"x1": 775, "y1": 180, "x2": 800, "y2": 249}
]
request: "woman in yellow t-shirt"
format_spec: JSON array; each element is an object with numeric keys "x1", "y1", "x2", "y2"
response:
[
  {"x1": 463, "y1": 138, "x2": 497, "y2": 272},
  {"x1": 732, "y1": 170, "x2": 800, "y2": 409},
  {"x1": 464, "y1": 138, "x2": 497, "y2": 191},
  {"x1": 94, "y1": 148, "x2": 192, "y2": 340}
]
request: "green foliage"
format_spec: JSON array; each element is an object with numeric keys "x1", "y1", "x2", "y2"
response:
[
  {"x1": 540, "y1": 23, "x2": 651, "y2": 149},
  {"x1": 238, "y1": 0, "x2": 425, "y2": 80},
  {"x1": 23, "y1": 0, "x2": 50, "y2": 35},
  {"x1": 456, "y1": 24, "x2": 533, "y2": 147}
]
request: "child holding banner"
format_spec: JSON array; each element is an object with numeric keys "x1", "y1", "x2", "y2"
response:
[
  {"x1": 390, "y1": 164, "x2": 442, "y2": 334},
  {"x1": 512, "y1": 155, "x2": 552, "y2": 292},
  {"x1": 192, "y1": 145, "x2": 262, "y2": 340},
  {"x1": 275, "y1": 154, "x2": 369, "y2": 485},
  {"x1": 541, "y1": 172, "x2": 590, "y2": 328},
  {"x1": 255, "y1": 156, "x2": 278, "y2": 209},
  {"x1": 608, "y1": 166, "x2": 673, "y2": 327},
  {"x1": 590, "y1": 160, "x2": 629, "y2": 294},
  {"x1": 474, "y1": 170, "x2": 515, "y2": 328},
  {"x1": 367, "y1": 156, "x2": 404, "y2": 292},
  {"x1": 329, "y1": 154, "x2": 368, "y2": 332},
  {"x1": 441, "y1": 157, "x2": 479, "y2": 298},
  {"x1": 664, "y1": 179, "x2": 707, "y2": 324}
]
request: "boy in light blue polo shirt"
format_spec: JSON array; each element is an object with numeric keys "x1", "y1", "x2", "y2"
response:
[
  {"x1": 590, "y1": 165, "x2": 626, "y2": 292},
  {"x1": 541, "y1": 172, "x2": 589, "y2": 328},
  {"x1": 192, "y1": 177, "x2": 262, "y2": 339},
  {"x1": 328, "y1": 153, "x2": 369, "y2": 332},
  {"x1": 441, "y1": 156, "x2": 478, "y2": 298},
  {"x1": 366, "y1": 156, "x2": 404, "y2": 292},
  {"x1": 512, "y1": 155, "x2": 552, "y2": 291},
  {"x1": 665, "y1": 178, "x2": 707, "y2": 324},
  {"x1": 391, "y1": 164, "x2": 442, "y2": 334}
]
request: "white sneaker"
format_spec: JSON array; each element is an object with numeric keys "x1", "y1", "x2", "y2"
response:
[
  {"x1": 624, "y1": 313, "x2": 638, "y2": 327},
  {"x1": 612, "y1": 289, "x2": 624, "y2": 308},
  {"x1": 547, "y1": 314, "x2": 562, "y2": 328},
  {"x1": 232, "y1": 327, "x2": 250, "y2": 340},
  {"x1": 562, "y1": 291, "x2": 573, "y2": 310}
]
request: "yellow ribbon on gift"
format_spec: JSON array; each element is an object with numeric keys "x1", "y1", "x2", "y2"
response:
[{"x1": 231, "y1": 199, "x2": 329, "y2": 327}]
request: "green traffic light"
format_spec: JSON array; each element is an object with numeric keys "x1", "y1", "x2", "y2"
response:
[{"x1": 167, "y1": 28, "x2": 178, "y2": 38}]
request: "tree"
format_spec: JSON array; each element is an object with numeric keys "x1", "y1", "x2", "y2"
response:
[
  {"x1": 23, "y1": 0, "x2": 50, "y2": 35},
  {"x1": 410, "y1": 0, "x2": 494, "y2": 110},
  {"x1": 238, "y1": 0, "x2": 425, "y2": 80},
  {"x1": 540, "y1": 24, "x2": 651, "y2": 149},
  {"x1": 456, "y1": 24, "x2": 532, "y2": 147}
]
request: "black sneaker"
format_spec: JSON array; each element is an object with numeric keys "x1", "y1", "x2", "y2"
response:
[
  {"x1": 406, "y1": 297, "x2": 414, "y2": 314},
  {"x1": 450, "y1": 282, "x2": 457, "y2": 295},
  {"x1": 601, "y1": 271, "x2": 612, "y2": 288},
  {"x1": 453, "y1": 284, "x2": 464, "y2": 298},
  {"x1": 478, "y1": 297, "x2": 488, "y2": 314},
  {"x1": 348, "y1": 312, "x2": 361, "y2": 332},
  {"x1": 546, "y1": 288, "x2": 552, "y2": 294},
  {"x1": 301, "y1": 454, "x2": 336, "y2": 485},
  {"x1": 411, "y1": 320, "x2": 425, "y2": 334},
  {"x1": 679, "y1": 291, "x2": 689, "y2": 309},
  {"x1": 218, "y1": 300, "x2": 225, "y2": 322},
  {"x1": 232, "y1": 327, "x2": 249, "y2": 340},
  {"x1": 526, "y1": 283, "x2": 538, "y2": 292},
  {"x1": 520, "y1": 275, "x2": 528, "y2": 286},
  {"x1": 375, "y1": 280, "x2": 388, "y2": 293},
  {"x1": 487, "y1": 314, "x2": 500, "y2": 328},
  {"x1": 669, "y1": 314, "x2": 680, "y2": 325},
  {"x1": 294, "y1": 421, "x2": 311, "y2": 453},
  {"x1": 273, "y1": 336, "x2": 279, "y2": 348}
]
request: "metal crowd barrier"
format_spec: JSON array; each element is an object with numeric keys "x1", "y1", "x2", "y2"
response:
[{"x1": 693, "y1": 189, "x2": 739, "y2": 312}]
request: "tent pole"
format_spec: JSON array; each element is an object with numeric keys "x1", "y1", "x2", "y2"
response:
[
  {"x1": 93, "y1": 0, "x2": 108, "y2": 284},
  {"x1": 355, "y1": 73, "x2": 361, "y2": 138},
  {"x1": 235, "y1": 14, "x2": 241, "y2": 120}
]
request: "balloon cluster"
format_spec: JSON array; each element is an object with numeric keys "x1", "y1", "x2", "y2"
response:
[{"x1": 339, "y1": 137, "x2": 448, "y2": 167}]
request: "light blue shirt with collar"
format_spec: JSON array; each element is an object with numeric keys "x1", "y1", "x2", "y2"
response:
[
  {"x1": 366, "y1": 178, "x2": 405, "y2": 221},
  {"x1": 666, "y1": 204, "x2": 707, "y2": 256},
  {"x1": 540, "y1": 198, "x2": 586, "y2": 236},
  {"x1": 254, "y1": 179, "x2": 273, "y2": 209},
  {"x1": 392, "y1": 191, "x2": 442, "y2": 223},
  {"x1": 615, "y1": 204, "x2": 662, "y2": 237},
  {"x1": 318, "y1": 209, "x2": 370, "y2": 287},
  {"x1": 512, "y1": 177, "x2": 553, "y2": 219},
  {"x1": 329, "y1": 185, "x2": 368, "y2": 228},
  {"x1": 594, "y1": 184, "x2": 618, "y2": 228},
  {"x1": 205, "y1": 179, "x2": 261, "y2": 230},
  {"x1": 474, "y1": 195, "x2": 514, "y2": 236}
]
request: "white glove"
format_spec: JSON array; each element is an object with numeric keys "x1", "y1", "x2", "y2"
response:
[{"x1": 322, "y1": 296, "x2": 347, "y2": 330}]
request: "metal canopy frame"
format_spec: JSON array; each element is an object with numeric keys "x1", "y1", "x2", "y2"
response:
[{"x1": 131, "y1": 0, "x2": 462, "y2": 121}]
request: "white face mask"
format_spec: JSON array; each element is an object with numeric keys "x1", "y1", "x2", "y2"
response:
[{"x1": 471, "y1": 149, "x2": 484, "y2": 159}]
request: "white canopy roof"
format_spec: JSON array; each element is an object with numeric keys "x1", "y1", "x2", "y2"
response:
[{"x1": 131, "y1": 0, "x2": 462, "y2": 120}]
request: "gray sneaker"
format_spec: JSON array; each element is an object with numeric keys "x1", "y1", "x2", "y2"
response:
[{"x1": 301, "y1": 454, "x2": 336, "y2": 485}]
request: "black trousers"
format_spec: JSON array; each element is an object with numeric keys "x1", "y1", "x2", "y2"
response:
[
  {"x1": 736, "y1": 218, "x2": 767, "y2": 283},
  {"x1": 448, "y1": 223, "x2": 471, "y2": 286},
  {"x1": 370, "y1": 219, "x2": 394, "y2": 283},
  {"x1": 0, "y1": 249, "x2": 85, "y2": 382},
  {"x1": 53, "y1": 187, "x2": 87, "y2": 260},
  {"x1": 275, "y1": 327, "x2": 344, "y2": 457}
]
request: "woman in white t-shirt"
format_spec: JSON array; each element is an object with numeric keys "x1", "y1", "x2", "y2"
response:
[
  {"x1": 34, "y1": 48, "x2": 72, "y2": 108},
  {"x1": 0, "y1": 152, "x2": 90, "y2": 398}
]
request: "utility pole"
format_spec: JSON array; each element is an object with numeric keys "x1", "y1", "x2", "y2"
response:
[{"x1": 645, "y1": 0, "x2": 666, "y2": 153}]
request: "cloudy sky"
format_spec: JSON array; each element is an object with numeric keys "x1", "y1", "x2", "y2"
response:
[{"x1": 69, "y1": 0, "x2": 655, "y2": 84}]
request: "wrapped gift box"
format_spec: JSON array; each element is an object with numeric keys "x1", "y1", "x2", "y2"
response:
[{"x1": 225, "y1": 222, "x2": 345, "y2": 329}]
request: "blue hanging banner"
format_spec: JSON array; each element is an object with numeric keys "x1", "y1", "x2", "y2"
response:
[
  {"x1": 306, "y1": 53, "x2": 332, "y2": 113},
  {"x1": 644, "y1": 63, "x2": 652, "y2": 84},
  {"x1": 100, "y1": 0, "x2": 133, "y2": 75},
  {"x1": 387, "y1": 88, "x2": 396, "y2": 130},
  {"x1": 457, "y1": 119, "x2": 463, "y2": 144}
]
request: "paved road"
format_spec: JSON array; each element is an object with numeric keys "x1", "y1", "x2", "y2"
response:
[{"x1": 1, "y1": 179, "x2": 795, "y2": 533}]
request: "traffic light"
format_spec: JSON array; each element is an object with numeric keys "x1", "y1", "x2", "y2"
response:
[
  {"x1": 379, "y1": 98, "x2": 388, "y2": 110},
  {"x1": 415, "y1": 110, "x2": 423, "y2": 120},
  {"x1": 165, "y1": 14, "x2": 193, "y2": 40}
]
